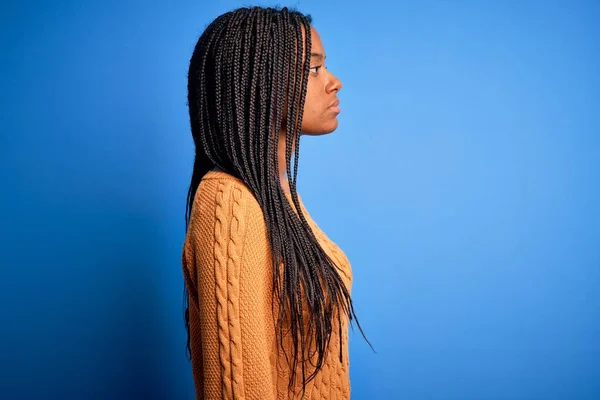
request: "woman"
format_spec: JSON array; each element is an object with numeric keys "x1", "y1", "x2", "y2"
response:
[{"x1": 181, "y1": 6, "x2": 370, "y2": 399}]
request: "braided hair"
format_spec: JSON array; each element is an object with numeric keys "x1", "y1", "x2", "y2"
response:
[{"x1": 184, "y1": 6, "x2": 371, "y2": 393}]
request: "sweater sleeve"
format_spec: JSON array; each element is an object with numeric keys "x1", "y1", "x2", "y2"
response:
[{"x1": 183, "y1": 179, "x2": 279, "y2": 400}]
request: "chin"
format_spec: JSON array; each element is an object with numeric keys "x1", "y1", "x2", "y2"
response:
[{"x1": 301, "y1": 120, "x2": 339, "y2": 136}]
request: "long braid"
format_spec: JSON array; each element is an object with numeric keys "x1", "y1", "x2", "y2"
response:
[
  {"x1": 252, "y1": 9, "x2": 269, "y2": 203},
  {"x1": 278, "y1": 9, "x2": 306, "y2": 389},
  {"x1": 267, "y1": 10, "x2": 290, "y2": 370},
  {"x1": 184, "y1": 6, "x2": 373, "y2": 394},
  {"x1": 237, "y1": 10, "x2": 256, "y2": 191}
]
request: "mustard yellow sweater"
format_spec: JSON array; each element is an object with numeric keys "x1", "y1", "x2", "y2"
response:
[{"x1": 182, "y1": 169, "x2": 353, "y2": 399}]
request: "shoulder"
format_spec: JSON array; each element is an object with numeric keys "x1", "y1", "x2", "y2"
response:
[
  {"x1": 186, "y1": 170, "x2": 268, "y2": 260},
  {"x1": 183, "y1": 169, "x2": 273, "y2": 295},
  {"x1": 190, "y1": 170, "x2": 264, "y2": 228}
]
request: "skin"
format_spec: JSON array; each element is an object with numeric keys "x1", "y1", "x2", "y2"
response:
[{"x1": 278, "y1": 25, "x2": 343, "y2": 195}]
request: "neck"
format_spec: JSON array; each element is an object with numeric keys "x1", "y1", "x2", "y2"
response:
[{"x1": 213, "y1": 129, "x2": 298, "y2": 196}]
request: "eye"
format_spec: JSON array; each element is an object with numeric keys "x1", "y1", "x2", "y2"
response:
[{"x1": 309, "y1": 65, "x2": 322, "y2": 75}]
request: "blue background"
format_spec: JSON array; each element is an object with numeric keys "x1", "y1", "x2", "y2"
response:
[{"x1": 2, "y1": 0, "x2": 599, "y2": 399}]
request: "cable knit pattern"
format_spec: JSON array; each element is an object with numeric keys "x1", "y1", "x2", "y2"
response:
[
  {"x1": 227, "y1": 186, "x2": 246, "y2": 399},
  {"x1": 182, "y1": 169, "x2": 353, "y2": 399},
  {"x1": 213, "y1": 183, "x2": 234, "y2": 399}
]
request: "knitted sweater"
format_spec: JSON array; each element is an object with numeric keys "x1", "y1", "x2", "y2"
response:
[{"x1": 181, "y1": 169, "x2": 353, "y2": 399}]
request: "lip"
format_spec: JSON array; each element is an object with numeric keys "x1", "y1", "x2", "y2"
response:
[{"x1": 328, "y1": 100, "x2": 341, "y2": 113}]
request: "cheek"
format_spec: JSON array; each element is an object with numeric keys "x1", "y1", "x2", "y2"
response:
[
  {"x1": 302, "y1": 81, "x2": 320, "y2": 114},
  {"x1": 301, "y1": 93, "x2": 318, "y2": 123},
  {"x1": 302, "y1": 99, "x2": 318, "y2": 121}
]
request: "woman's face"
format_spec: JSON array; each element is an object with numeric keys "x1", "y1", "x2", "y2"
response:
[{"x1": 300, "y1": 26, "x2": 343, "y2": 136}]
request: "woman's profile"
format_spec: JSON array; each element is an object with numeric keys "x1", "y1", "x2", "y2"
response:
[{"x1": 181, "y1": 6, "x2": 371, "y2": 399}]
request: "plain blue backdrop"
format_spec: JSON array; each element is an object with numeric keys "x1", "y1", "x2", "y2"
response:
[{"x1": 2, "y1": 0, "x2": 599, "y2": 399}]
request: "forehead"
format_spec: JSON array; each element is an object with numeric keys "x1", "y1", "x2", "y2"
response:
[
  {"x1": 310, "y1": 26, "x2": 324, "y2": 52},
  {"x1": 300, "y1": 25, "x2": 325, "y2": 56}
]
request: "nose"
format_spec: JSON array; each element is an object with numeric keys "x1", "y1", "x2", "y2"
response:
[{"x1": 327, "y1": 71, "x2": 342, "y2": 93}]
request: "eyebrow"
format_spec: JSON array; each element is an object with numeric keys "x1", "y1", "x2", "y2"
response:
[{"x1": 310, "y1": 52, "x2": 325, "y2": 60}]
